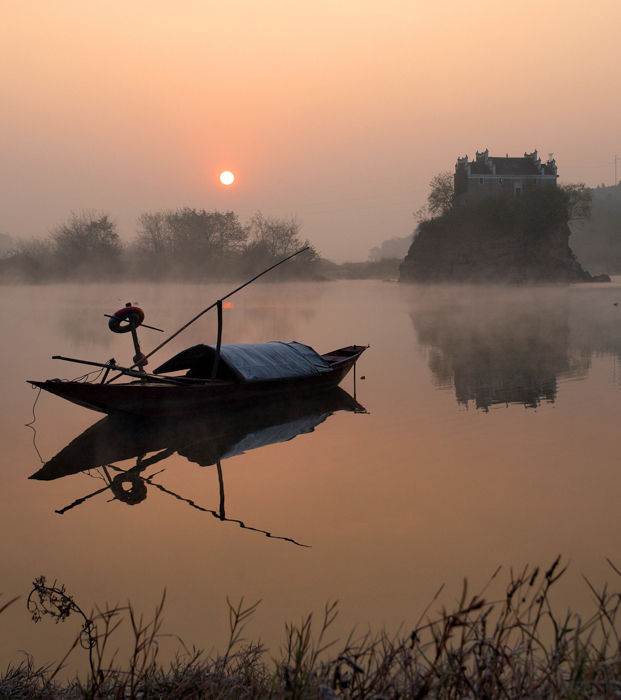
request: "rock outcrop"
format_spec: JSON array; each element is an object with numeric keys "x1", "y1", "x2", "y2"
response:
[{"x1": 400, "y1": 192, "x2": 609, "y2": 284}]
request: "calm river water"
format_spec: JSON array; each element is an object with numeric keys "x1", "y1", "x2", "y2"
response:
[{"x1": 2, "y1": 279, "x2": 621, "y2": 673}]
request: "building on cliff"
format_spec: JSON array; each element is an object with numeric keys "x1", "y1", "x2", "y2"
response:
[
  {"x1": 454, "y1": 149, "x2": 558, "y2": 203},
  {"x1": 399, "y1": 149, "x2": 610, "y2": 284}
]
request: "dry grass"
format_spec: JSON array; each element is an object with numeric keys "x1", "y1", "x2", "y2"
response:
[{"x1": 2, "y1": 558, "x2": 621, "y2": 698}]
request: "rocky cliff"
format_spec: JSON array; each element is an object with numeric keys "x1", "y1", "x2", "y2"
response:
[{"x1": 400, "y1": 191, "x2": 609, "y2": 284}]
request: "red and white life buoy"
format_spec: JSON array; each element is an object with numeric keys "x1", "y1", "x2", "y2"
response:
[{"x1": 108, "y1": 306, "x2": 145, "y2": 334}]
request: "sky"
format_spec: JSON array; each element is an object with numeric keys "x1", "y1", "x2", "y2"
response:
[{"x1": 1, "y1": 0, "x2": 620, "y2": 262}]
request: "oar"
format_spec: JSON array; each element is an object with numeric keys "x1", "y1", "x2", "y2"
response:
[{"x1": 48, "y1": 356, "x2": 206, "y2": 384}]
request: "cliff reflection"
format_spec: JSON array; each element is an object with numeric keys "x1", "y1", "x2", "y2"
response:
[
  {"x1": 30, "y1": 388, "x2": 366, "y2": 545},
  {"x1": 409, "y1": 289, "x2": 591, "y2": 410}
]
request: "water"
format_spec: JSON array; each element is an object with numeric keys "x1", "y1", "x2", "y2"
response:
[{"x1": 2, "y1": 279, "x2": 621, "y2": 674}]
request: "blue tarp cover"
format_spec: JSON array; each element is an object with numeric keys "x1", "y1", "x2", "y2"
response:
[{"x1": 217, "y1": 341, "x2": 331, "y2": 382}]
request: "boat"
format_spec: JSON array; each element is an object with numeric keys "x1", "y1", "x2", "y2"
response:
[
  {"x1": 28, "y1": 249, "x2": 368, "y2": 416},
  {"x1": 29, "y1": 342, "x2": 366, "y2": 417},
  {"x1": 29, "y1": 342, "x2": 366, "y2": 416}
]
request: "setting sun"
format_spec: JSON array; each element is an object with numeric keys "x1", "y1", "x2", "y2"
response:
[{"x1": 219, "y1": 170, "x2": 235, "y2": 186}]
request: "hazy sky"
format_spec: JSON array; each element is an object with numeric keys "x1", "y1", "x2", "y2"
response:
[{"x1": 1, "y1": 1, "x2": 620, "y2": 262}]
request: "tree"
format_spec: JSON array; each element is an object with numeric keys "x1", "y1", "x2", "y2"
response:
[
  {"x1": 0, "y1": 237, "x2": 54, "y2": 282},
  {"x1": 52, "y1": 212, "x2": 121, "y2": 278},
  {"x1": 560, "y1": 183, "x2": 592, "y2": 221},
  {"x1": 136, "y1": 212, "x2": 173, "y2": 257},
  {"x1": 427, "y1": 172, "x2": 455, "y2": 217},
  {"x1": 244, "y1": 212, "x2": 318, "y2": 276},
  {"x1": 246, "y1": 212, "x2": 304, "y2": 258},
  {"x1": 131, "y1": 212, "x2": 175, "y2": 277},
  {"x1": 166, "y1": 208, "x2": 247, "y2": 273},
  {"x1": 134, "y1": 208, "x2": 249, "y2": 277},
  {"x1": 0, "y1": 233, "x2": 13, "y2": 257}
]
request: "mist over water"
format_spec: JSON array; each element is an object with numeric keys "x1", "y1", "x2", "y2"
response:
[{"x1": 2, "y1": 279, "x2": 621, "y2": 675}]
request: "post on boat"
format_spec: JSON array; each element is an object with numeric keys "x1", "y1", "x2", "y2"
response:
[
  {"x1": 122, "y1": 303, "x2": 148, "y2": 379},
  {"x1": 129, "y1": 319, "x2": 144, "y2": 376},
  {"x1": 211, "y1": 299, "x2": 223, "y2": 379}
]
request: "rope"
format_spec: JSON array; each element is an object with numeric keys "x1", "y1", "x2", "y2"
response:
[
  {"x1": 70, "y1": 368, "x2": 105, "y2": 383},
  {"x1": 25, "y1": 386, "x2": 44, "y2": 464}
]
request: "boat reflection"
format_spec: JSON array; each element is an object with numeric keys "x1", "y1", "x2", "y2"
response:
[{"x1": 30, "y1": 388, "x2": 367, "y2": 546}]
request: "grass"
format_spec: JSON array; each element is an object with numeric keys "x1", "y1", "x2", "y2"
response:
[{"x1": 2, "y1": 558, "x2": 621, "y2": 698}]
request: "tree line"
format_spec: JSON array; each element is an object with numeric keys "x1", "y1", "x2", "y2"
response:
[{"x1": 0, "y1": 209, "x2": 319, "y2": 282}]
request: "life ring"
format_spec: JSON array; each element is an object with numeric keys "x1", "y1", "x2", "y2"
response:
[
  {"x1": 110, "y1": 472, "x2": 147, "y2": 505},
  {"x1": 108, "y1": 306, "x2": 145, "y2": 333}
]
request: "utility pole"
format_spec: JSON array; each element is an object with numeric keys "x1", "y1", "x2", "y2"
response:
[{"x1": 616, "y1": 155, "x2": 619, "y2": 186}]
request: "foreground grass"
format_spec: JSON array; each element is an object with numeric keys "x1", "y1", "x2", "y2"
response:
[{"x1": 3, "y1": 558, "x2": 621, "y2": 698}]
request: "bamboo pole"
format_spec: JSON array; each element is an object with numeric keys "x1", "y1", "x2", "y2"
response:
[{"x1": 137, "y1": 246, "x2": 309, "y2": 367}]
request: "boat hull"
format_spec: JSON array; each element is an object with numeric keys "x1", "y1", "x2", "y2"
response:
[
  {"x1": 30, "y1": 387, "x2": 365, "y2": 480},
  {"x1": 29, "y1": 346, "x2": 366, "y2": 416}
]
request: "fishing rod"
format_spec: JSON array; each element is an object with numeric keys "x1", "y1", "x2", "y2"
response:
[{"x1": 133, "y1": 245, "x2": 310, "y2": 369}]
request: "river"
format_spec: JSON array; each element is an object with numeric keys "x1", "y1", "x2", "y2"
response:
[{"x1": 2, "y1": 279, "x2": 621, "y2": 674}]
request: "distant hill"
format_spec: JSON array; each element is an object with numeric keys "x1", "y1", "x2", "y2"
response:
[
  {"x1": 368, "y1": 234, "x2": 412, "y2": 261},
  {"x1": 570, "y1": 183, "x2": 621, "y2": 274},
  {"x1": 316, "y1": 257, "x2": 401, "y2": 280}
]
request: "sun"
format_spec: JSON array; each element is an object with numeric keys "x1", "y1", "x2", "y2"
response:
[{"x1": 219, "y1": 170, "x2": 235, "y2": 186}]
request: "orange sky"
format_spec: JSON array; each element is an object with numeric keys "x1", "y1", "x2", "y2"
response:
[{"x1": 1, "y1": 0, "x2": 620, "y2": 261}]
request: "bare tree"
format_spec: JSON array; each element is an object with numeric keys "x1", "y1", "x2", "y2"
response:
[
  {"x1": 166, "y1": 208, "x2": 247, "y2": 264},
  {"x1": 247, "y1": 212, "x2": 305, "y2": 258},
  {"x1": 244, "y1": 212, "x2": 318, "y2": 275},
  {"x1": 560, "y1": 183, "x2": 592, "y2": 221},
  {"x1": 136, "y1": 212, "x2": 173, "y2": 257},
  {"x1": 52, "y1": 211, "x2": 121, "y2": 278},
  {"x1": 427, "y1": 172, "x2": 455, "y2": 217},
  {"x1": 134, "y1": 208, "x2": 248, "y2": 277}
]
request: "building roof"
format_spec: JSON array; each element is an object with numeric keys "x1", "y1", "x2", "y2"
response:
[
  {"x1": 470, "y1": 157, "x2": 541, "y2": 176},
  {"x1": 457, "y1": 149, "x2": 558, "y2": 178}
]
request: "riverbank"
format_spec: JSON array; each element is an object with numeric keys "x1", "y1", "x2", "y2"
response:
[{"x1": 4, "y1": 560, "x2": 621, "y2": 698}]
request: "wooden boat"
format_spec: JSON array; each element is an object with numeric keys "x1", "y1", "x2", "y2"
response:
[
  {"x1": 29, "y1": 343, "x2": 366, "y2": 417},
  {"x1": 28, "y1": 249, "x2": 368, "y2": 417}
]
